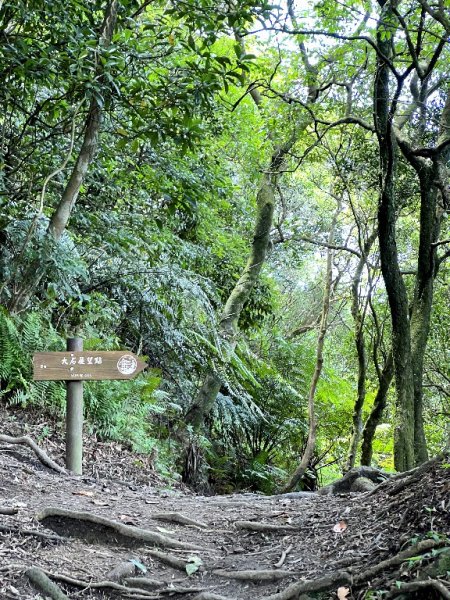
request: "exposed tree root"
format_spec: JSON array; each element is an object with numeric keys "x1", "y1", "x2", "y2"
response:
[
  {"x1": 248, "y1": 540, "x2": 450, "y2": 600},
  {"x1": 352, "y1": 539, "x2": 447, "y2": 583},
  {"x1": 0, "y1": 506, "x2": 18, "y2": 515},
  {"x1": 365, "y1": 455, "x2": 443, "y2": 498},
  {"x1": 147, "y1": 548, "x2": 195, "y2": 571},
  {"x1": 193, "y1": 594, "x2": 237, "y2": 600},
  {"x1": 37, "y1": 507, "x2": 203, "y2": 550},
  {"x1": 125, "y1": 577, "x2": 166, "y2": 591},
  {"x1": 33, "y1": 568, "x2": 206, "y2": 598},
  {"x1": 261, "y1": 570, "x2": 353, "y2": 600},
  {"x1": 234, "y1": 520, "x2": 297, "y2": 532},
  {"x1": 0, "y1": 563, "x2": 25, "y2": 572},
  {"x1": 36, "y1": 569, "x2": 159, "y2": 597},
  {"x1": 385, "y1": 579, "x2": 450, "y2": 599},
  {"x1": 0, "y1": 434, "x2": 66, "y2": 473},
  {"x1": 213, "y1": 569, "x2": 297, "y2": 581},
  {"x1": 0, "y1": 523, "x2": 66, "y2": 542},
  {"x1": 152, "y1": 512, "x2": 208, "y2": 529},
  {"x1": 124, "y1": 577, "x2": 166, "y2": 589},
  {"x1": 26, "y1": 566, "x2": 70, "y2": 600},
  {"x1": 125, "y1": 578, "x2": 206, "y2": 594}
]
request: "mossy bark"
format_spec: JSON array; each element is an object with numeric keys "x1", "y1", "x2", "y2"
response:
[
  {"x1": 345, "y1": 230, "x2": 377, "y2": 471},
  {"x1": 374, "y1": 1, "x2": 415, "y2": 471},
  {"x1": 396, "y1": 90, "x2": 450, "y2": 465},
  {"x1": 184, "y1": 27, "x2": 320, "y2": 432},
  {"x1": 360, "y1": 353, "x2": 394, "y2": 465},
  {"x1": 184, "y1": 151, "x2": 287, "y2": 429}
]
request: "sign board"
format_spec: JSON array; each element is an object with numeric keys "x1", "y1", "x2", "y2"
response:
[{"x1": 33, "y1": 351, "x2": 147, "y2": 381}]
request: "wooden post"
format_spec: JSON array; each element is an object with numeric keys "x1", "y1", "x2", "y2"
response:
[{"x1": 66, "y1": 337, "x2": 83, "y2": 474}]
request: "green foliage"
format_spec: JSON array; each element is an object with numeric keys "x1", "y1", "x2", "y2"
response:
[
  {"x1": 0, "y1": 307, "x2": 175, "y2": 460},
  {"x1": 1, "y1": 0, "x2": 449, "y2": 492},
  {"x1": 0, "y1": 308, "x2": 65, "y2": 410}
]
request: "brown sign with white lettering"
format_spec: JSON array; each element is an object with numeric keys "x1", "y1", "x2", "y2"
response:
[{"x1": 33, "y1": 351, "x2": 147, "y2": 381}]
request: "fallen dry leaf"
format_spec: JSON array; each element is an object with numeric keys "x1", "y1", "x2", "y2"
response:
[
  {"x1": 332, "y1": 520, "x2": 348, "y2": 533},
  {"x1": 337, "y1": 586, "x2": 350, "y2": 599}
]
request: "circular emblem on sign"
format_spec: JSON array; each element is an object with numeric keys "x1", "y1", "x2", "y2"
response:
[{"x1": 117, "y1": 354, "x2": 137, "y2": 375}]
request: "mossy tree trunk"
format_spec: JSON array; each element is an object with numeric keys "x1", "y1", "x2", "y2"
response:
[
  {"x1": 184, "y1": 27, "x2": 320, "y2": 431},
  {"x1": 345, "y1": 230, "x2": 377, "y2": 471},
  {"x1": 184, "y1": 143, "x2": 292, "y2": 429},
  {"x1": 360, "y1": 352, "x2": 394, "y2": 465},
  {"x1": 374, "y1": 0, "x2": 415, "y2": 471},
  {"x1": 397, "y1": 89, "x2": 450, "y2": 465}
]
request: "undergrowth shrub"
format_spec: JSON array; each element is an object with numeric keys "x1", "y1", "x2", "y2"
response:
[
  {"x1": 207, "y1": 370, "x2": 308, "y2": 493},
  {"x1": 0, "y1": 307, "x2": 177, "y2": 474}
]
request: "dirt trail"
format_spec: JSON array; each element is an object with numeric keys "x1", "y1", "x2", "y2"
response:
[{"x1": 0, "y1": 411, "x2": 449, "y2": 600}]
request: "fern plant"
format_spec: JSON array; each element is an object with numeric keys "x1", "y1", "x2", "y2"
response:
[{"x1": 0, "y1": 307, "x2": 66, "y2": 410}]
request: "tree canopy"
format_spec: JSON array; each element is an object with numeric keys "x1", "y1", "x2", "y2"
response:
[{"x1": 0, "y1": 0, "x2": 449, "y2": 492}]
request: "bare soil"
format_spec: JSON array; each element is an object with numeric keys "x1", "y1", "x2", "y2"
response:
[{"x1": 0, "y1": 406, "x2": 449, "y2": 600}]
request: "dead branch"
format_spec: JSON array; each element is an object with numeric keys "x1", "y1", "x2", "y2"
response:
[
  {"x1": 26, "y1": 567, "x2": 70, "y2": 600},
  {"x1": 275, "y1": 544, "x2": 293, "y2": 568},
  {"x1": 152, "y1": 512, "x2": 208, "y2": 529},
  {"x1": 37, "y1": 507, "x2": 203, "y2": 550},
  {"x1": 0, "y1": 434, "x2": 66, "y2": 473}
]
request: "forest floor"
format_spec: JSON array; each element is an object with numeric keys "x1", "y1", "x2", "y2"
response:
[{"x1": 0, "y1": 406, "x2": 449, "y2": 600}]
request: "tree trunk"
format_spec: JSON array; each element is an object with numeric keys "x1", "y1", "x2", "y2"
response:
[
  {"x1": 360, "y1": 352, "x2": 394, "y2": 465},
  {"x1": 374, "y1": 0, "x2": 415, "y2": 471},
  {"x1": 281, "y1": 202, "x2": 339, "y2": 493},
  {"x1": 7, "y1": 0, "x2": 119, "y2": 313},
  {"x1": 409, "y1": 171, "x2": 439, "y2": 465},
  {"x1": 184, "y1": 26, "x2": 321, "y2": 430},
  {"x1": 345, "y1": 230, "x2": 377, "y2": 471},
  {"x1": 395, "y1": 90, "x2": 450, "y2": 465},
  {"x1": 184, "y1": 144, "x2": 291, "y2": 428}
]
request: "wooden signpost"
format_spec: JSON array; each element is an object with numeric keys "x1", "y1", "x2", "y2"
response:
[{"x1": 33, "y1": 338, "x2": 147, "y2": 475}]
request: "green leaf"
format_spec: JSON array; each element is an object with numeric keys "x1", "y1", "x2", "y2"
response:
[
  {"x1": 185, "y1": 555, "x2": 203, "y2": 576},
  {"x1": 129, "y1": 559, "x2": 147, "y2": 573}
]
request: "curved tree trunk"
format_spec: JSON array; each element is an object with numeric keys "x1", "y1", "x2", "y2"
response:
[
  {"x1": 360, "y1": 352, "x2": 394, "y2": 465},
  {"x1": 409, "y1": 171, "x2": 440, "y2": 465},
  {"x1": 374, "y1": 1, "x2": 415, "y2": 472},
  {"x1": 395, "y1": 90, "x2": 450, "y2": 465},
  {"x1": 184, "y1": 142, "x2": 292, "y2": 429},
  {"x1": 184, "y1": 27, "x2": 321, "y2": 431},
  {"x1": 345, "y1": 230, "x2": 377, "y2": 471},
  {"x1": 281, "y1": 202, "x2": 340, "y2": 493}
]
